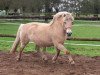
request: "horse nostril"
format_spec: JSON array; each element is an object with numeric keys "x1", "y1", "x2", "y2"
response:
[{"x1": 67, "y1": 32, "x2": 72, "y2": 36}]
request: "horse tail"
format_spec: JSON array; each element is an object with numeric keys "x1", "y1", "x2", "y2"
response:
[{"x1": 10, "y1": 24, "x2": 24, "y2": 53}]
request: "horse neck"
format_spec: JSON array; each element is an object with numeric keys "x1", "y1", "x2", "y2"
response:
[{"x1": 50, "y1": 20, "x2": 66, "y2": 35}]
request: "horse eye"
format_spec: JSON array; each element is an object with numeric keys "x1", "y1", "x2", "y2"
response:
[
  {"x1": 64, "y1": 22, "x2": 66, "y2": 24},
  {"x1": 72, "y1": 22, "x2": 74, "y2": 25}
]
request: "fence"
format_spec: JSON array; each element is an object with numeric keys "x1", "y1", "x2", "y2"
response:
[
  {"x1": 0, "y1": 15, "x2": 100, "y2": 20},
  {"x1": 0, "y1": 34, "x2": 100, "y2": 41}
]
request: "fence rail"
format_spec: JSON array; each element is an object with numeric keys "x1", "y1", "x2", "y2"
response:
[
  {"x1": 0, "y1": 16, "x2": 100, "y2": 20},
  {"x1": 0, "y1": 34, "x2": 100, "y2": 41},
  {"x1": 0, "y1": 34, "x2": 16, "y2": 38}
]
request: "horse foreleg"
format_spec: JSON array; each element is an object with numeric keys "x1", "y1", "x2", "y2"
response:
[
  {"x1": 52, "y1": 48, "x2": 60, "y2": 63},
  {"x1": 54, "y1": 43, "x2": 75, "y2": 64}
]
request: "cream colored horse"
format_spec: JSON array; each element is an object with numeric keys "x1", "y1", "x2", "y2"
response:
[{"x1": 10, "y1": 11, "x2": 75, "y2": 64}]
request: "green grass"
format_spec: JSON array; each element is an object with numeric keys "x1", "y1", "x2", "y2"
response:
[
  {"x1": 0, "y1": 41, "x2": 100, "y2": 57},
  {"x1": 66, "y1": 44, "x2": 100, "y2": 57},
  {"x1": 0, "y1": 19, "x2": 100, "y2": 57},
  {"x1": 74, "y1": 20, "x2": 100, "y2": 26},
  {"x1": 72, "y1": 26, "x2": 100, "y2": 38}
]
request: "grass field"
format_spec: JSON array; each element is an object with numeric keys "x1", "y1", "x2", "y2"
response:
[{"x1": 0, "y1": 19, "x2": 100, "y2": 57}]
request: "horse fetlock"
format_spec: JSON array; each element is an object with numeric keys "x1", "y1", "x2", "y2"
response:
[
  {"x1": 68, "y1": 56, "x2": 75, "y2": 65},
  {"x1": 16, "y1": 56, "x2": 21, "y2": 61},
  {"x1": 70, "y1": 60, "x2": 75, "y2": 65},
  {"x1": 66, "y1": 50, "x2": 70, "y2": 54},
  {"x1": 52, "y1": 55, "x2": 58, "y2": 64},
  {"x1": 52, "y1": 60, "x2": 56, "y2": 64},
  {"x1": 10, "y1": 49, "x2": 16, "y2": 54},
  {"x1": 64, "y1": 50, "x2": 70, "y2": 54},
  {"x1": 52, "y1": 55, "x2": 57, "y2": 61}
]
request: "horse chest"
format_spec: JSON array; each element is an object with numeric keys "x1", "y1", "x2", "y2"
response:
[
  {"x1": 53, "y1": 36, "x2": 65, "y2": 44},
  {"x1": 52, "y1": 31, "x2": 66, "y2": 43}
]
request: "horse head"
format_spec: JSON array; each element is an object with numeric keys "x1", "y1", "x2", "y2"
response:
[{"x1": 53, "y1": 12, "x2": 74, "y2": 37}]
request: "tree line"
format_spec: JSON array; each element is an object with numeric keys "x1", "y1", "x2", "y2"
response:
[{"x1": 0, "y1": 0, "x2": 100, "y2": 17}]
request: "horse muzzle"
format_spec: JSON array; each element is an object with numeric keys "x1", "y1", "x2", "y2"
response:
[
  {"x1": 67, "y1": 32, "x2": 72, "y2": 37},
  {"x1": 66, "y1": 29, "x2": 72, "y2": 37}
]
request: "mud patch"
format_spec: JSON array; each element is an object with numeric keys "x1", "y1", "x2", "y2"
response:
[{"x1": 0, "y1": 51, "x2": 100, "y2": 75}]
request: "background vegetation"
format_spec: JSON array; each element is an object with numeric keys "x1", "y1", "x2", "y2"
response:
[
  {"x1": 0, "y1": 20, "x2": 100, "y2": 57},
  {"x1": 0, "y1": 0, "x2": 100, "y2": 17},
  {"x1": 0, "y1": 0, "x2": 100, "y2": 57}
]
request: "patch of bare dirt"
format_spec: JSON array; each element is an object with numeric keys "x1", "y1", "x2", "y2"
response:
[{"x1": 0, "y1": 51, "x2": 100, "y2": 75}]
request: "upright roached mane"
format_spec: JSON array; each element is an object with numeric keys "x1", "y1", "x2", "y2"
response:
[
  {"x1": 50, "y1": 12, "x2": 74, "y2": 25},
  {"x1": 10, "y1": 11, "x2": 75, "y2": 64}
]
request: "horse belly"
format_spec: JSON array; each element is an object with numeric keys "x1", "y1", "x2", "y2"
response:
[
  {"x1": 29, "y1": 35, "x2": 53, "y2": 47},
  {"x1": 34, "y1": 39, "x2": 53, "y2": 47}
]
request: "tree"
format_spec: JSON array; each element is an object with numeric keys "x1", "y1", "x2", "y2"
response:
[
  {"x1": 80, "y1": 0, "x2": 93, "y2": 14},
  {"x1": 80, "y1": 0, "x2": 100, "y2": 18},
  {"x1": 0, "y1": 0, "x2": 12, "y2": 14},
  {"x1": 93, "y1": 0, "x2": 100, "y2": 17},
  {"x1": 41, "y1": 0, "x2": 60, "y2": 21}
]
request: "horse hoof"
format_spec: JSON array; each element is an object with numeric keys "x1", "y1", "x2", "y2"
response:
[
  {"x1": 16, "y1": 57, "x2": 21, "y2": 62},
  {"x1": 52, "y1": 61, "x2": 56, "y2": 64},
  {"x1": 70, "y1": 61, "x2": 75, "y2": 65},
  {"x1": 42, "y1": 56, "x2": 48, "y2": 61},
  {"x1": 16, "y1": 58, "x2": 22, "y2": 62},
  {"x1": 10, "y1": 51, "x2": 15, "y2": 54},
  {"x1": 16, "y1": 58, "x2": 20, "y2": 62}
]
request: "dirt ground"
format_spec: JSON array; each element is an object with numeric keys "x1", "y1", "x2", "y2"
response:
[{"x1": 0, "y1": 51, "x2": 100, "y2": 75}]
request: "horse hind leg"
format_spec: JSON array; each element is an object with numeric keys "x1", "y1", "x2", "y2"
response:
[
  {"x1": 35, "y1": 46, "x2": 47, "y2": 61},
  {"x1": 41, "y1": 47, "x2": 48, "y2": 61},
  {"x1": 35, "y1": 45, "x2": 47, "y2": 52},
  {"x1": 35, "y1": 45, "x2": 41, "y2": 53},
  {"x1": 10, "y1": 35, "x2": 20, "y2": 54},
  {"x1": 52, "y1": 48, "x2": 60, "y2": 63},
  {"x1": 16, "y1": 42, "x2": 28, "y2": 61}
]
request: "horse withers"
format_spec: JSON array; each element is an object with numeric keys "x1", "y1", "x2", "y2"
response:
[{"x1": 10, "y1": 11, "x2": 75, "y2": 64}]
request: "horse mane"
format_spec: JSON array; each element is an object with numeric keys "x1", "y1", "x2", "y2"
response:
[
  {"x1": 49, "y1": 11, "x2": 74, "y2": 26},
  {"x1": 49, "y1": 17, "x2": 55, "y2": 25}
]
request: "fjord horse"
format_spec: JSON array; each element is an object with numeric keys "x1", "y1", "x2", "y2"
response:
[{"x1": 10, "y1": 12, "x2": 75, "y2": 64}]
